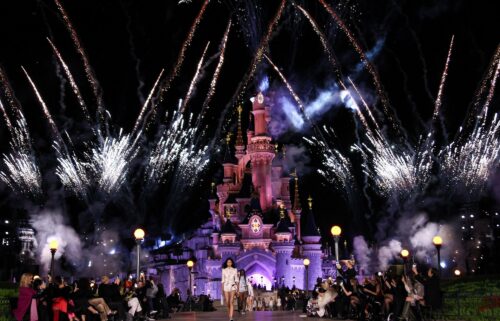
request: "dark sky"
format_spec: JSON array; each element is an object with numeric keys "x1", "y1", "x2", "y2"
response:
[{"x1": 0, "y1": 0, "x2": 498, "y2": 245}]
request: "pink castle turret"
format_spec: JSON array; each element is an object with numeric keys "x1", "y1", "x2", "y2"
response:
[{"x1": 248, "y1": 92, "x2": 275, "y2": 211}]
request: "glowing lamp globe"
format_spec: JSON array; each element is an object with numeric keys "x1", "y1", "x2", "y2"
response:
[
  {"x1": 303, "y1": 258, "x2": 310, "y2": 266},
  {"x1": 432, "y1": 236, "x2": 443, "y2": 246},
  {"x1": 331, "y1": 225, "x2": 342, "y2": 237},
  {"x1": 134, "y1": 228, "x2": 145, "y2": 241},
  {"x1": 186, "y1": 260, "x2": 194, "y2": 269},
  {"x1": 49, "y1": 239, "x2": 58, "y2": 251},
  {"x1": 400, "y1": 249, "x2": 410, "y2": 258},
  {"x1": 454, "y1": 269, "x2": 461, "y2": 276}
]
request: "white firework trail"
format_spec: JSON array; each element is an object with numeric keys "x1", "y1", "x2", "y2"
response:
[
  {"x1": 181, "y1": 41, "x2": 210, "y2": 112},
  {"x1": 87, "y1": 129, "x2": 140, "y2": 195},
  {"x1": 264, "y1": 54, "x2": 305, "y2": 112},
  {"x1": 0, "y1": 98, "x2": 14, "y2": 134},
  {"x1": 133, "y1": 69, "x2": 165, "y2": 134},
  {"x1": 21, "y1": 66, "x2": 63, "y2": 143},
  {"x1": 54, "y1": 143, "x2": 91, "y2": 199},
  {"x1": 145, "y1": 108, "x2": 209, "y2": 187},
  {"x1": 0, "y1": 117, "x2": 42, "y2": 198},
  {"x1": 432, "y1": 35, "x2": 454, "y2": 122},
  {"x1": 47, "y1": 38, "x2": 91, "y2": 122},
  {"x1": 439, "y1": 114, "x2": 500, "y2": 200},
  {"x1": 354, "y1": 132, "x2": 433, "y2": 198},
  {"x1": 54, "y1": 0, "x2": 105, "y2": 120},
  {"x1": 199, "y1": 19, "x2": 231, "y2": 124},
  {"x1": 304, "y1": 127, "x2": 354, "y2": 193}
]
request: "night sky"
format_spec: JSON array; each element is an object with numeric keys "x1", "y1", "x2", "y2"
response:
[{"x1": 0, "y1": 0, "x2": 498, "y2": 253}]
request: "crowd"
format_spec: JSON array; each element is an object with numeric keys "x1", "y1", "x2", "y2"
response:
[
  {"x1": 11, "y1": 272, "x2": 197, "y2": 321},
  {"x1": 11, "y1": 259, "x2": 441, "y2": 321},
  {"x1": 304, "y1": 260, "x2": 441, "y2": 321}
]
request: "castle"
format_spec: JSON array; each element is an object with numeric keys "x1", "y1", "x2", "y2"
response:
[{"x1": 149, "y1": 91, "x2": 336, "y2": 299}]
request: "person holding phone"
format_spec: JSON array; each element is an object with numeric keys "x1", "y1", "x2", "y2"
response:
[{"x1": 221, "y1": 258, "x2": 238, "y2": 321}]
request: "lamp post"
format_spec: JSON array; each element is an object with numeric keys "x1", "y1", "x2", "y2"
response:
[
  {"x1": 401, "y1": 249, "x2": 409, "y2": 275},
  {"x1": 303, "y1": 258, "x2": 310, "y2": 295},
  {"x1": 330, "y1": 225, "x2": 342, "y2": 262},
  {"x1": 49, "y1": 239, "x2": 58, "y2": 277},
  {"x1": 433, "y1": 236, "x2": 443, "y2": 276},
  {"x1": 133, "y1": 228, "x2": 145, "y2": 279},
  {"x1": 187, "y1": 260, "x2": 194, "y2": 311}
]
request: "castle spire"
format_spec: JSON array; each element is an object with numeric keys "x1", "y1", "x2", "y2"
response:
[
  {"x1": 292, "y1": 170, "x2": 302, "y2": 212},
  {"x1": 236, "y1": 105, "x2": 244, "y2": 147}
]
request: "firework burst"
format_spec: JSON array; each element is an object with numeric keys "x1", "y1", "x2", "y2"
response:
[
  {"x1": 145, "y1": 106, "x2": 209, "y2": 187},
  {"x1": 0, "y1": 117, "x2": 42, "y2": 198},
  {"x1": 439, "y1": 114, "x2": 500, "y2": 200}
]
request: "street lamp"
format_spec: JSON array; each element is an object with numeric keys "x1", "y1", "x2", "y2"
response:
[
  {"x1": 400, "y1": 249, "x2": 410, "y2": 275},
  {"x1": 49, "y1": 239, "x2": 58, "y2": 277},
  {"x1": 303, "y1": 258, "x2": 310, "y2": 295},
  {"x1": 454, "y1": 269, "x2": 461, "y2": 277},
  {"x1": 133, "y1": 228, "x2": 145, "y2": 279},
  {"x1": 433, "y1": 236, "x2": 443, "y2": 275},
  {"x1": 330, "y1": 225, "x2": 342, "y2": 262},
  {"x1": 187, "y1": 260, "x2": 194, "y2": 311}
]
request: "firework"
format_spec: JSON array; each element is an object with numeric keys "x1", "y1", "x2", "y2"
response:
[
  {"x1": 355, "y1": 132, "x2": 432, "y2": 198},
  {"x1": 0, "y1": 117, "x2": 42, "y2": 198},
  {"x1": 264, "y1": 54, "x2": 305, "y2": 112},
  {"x1": 482, "y1": 58, "x2": 500, "y2": 117},
  {"x1": 54, "y1": 144, "x2": 90, "y2": 199},
  {"x1": 432, "y1": 36, "x2": 454, "y2": 122},
  {"x1": 0, "y1": 98, "x2": 13, "y2": 134},
  {"x1": 21, "y1": 66, "x2": 63, "y2": 143},
  {"x1": 347, "y1": 77, "x2": 381, "y2": 132},
  {"x1": 199, "y1": 19, "x2": 231, "y2": 124},
  {"x1": 215, "y1": 0, "x2": 286, "y2": 139},
  {"x1": 145, "y1": 108, "x2": 209, "y2": 187},
  {"x1": 53, "y1": 0, "x2": 105, "y2": 120},
  {"x1": 157, "y1": 0, "x2": 210, "y2": 104},
  {"x1": 294, "y1": 3, "x2": 342, "y2": 82},
  {"x1": 317, "y1": 0, "x2": 397, "y2": 131},
  {"x1": 304, "y1": 127, "x2": 354, "y2": 194},
  {"x1": 87, "y1": 129, "x2": 140, "y2": 195},
  {"x1": 440, "y1": 114, "x2": 500, "y2": 200},
  {"x1": 133, "y1": 69, "x2": 165, "y2": 134},
  {"x1": 47, "y1": 38, "x2": 91, "y2": 122},
  {"x1": 181, "y1": 42, "x2": 210, "y2": 112}
]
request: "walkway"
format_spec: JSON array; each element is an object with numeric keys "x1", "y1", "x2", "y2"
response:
[{"x1": 164, "y1": 310, "x2": 317, "y2": 320}]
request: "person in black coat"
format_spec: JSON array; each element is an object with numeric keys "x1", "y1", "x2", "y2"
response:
[
  {"x1": 414, "y1": 267, "x2": 441, "y2": 310},
  {"x1": 98, "y1": 276, "x2": 126, "y2": 321}
]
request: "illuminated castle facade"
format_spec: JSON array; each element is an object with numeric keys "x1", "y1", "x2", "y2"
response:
[{"x1": 151, "y1": 92, "x2": 333, "y2": 299}]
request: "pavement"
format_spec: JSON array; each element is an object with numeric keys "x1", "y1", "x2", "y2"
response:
[{"x1": 163, "y1": 310, "x2": 319, "y2": 320}]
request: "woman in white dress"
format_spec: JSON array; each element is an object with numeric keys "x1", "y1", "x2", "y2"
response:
[
  {"x1": 246, "y1": 281, "x2": 254, "y2": 312},
  {"x1": 236, "y1": 269, "x2": 248, "y2": 314},
  {"x1": 221, "y1": 258, "x2": 238, "y2": 321}
]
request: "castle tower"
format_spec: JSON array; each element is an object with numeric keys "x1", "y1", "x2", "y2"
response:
[
  {"x1": 272, "y1": 206, "x2": 294, "y2": 289},
  {"x1": 247, "y1": 92, "x2": 275, "y2": 211},
  {"x1": 235, "y1": 105, "x2": 245, "y2": 161},
  {"x1": 292, "y1": 171, "x2": 302, "y2": 241},
  {"x1": 302, "y1": 196, "x2": 322, "y2": 291}
]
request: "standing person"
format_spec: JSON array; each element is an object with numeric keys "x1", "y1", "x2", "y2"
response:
[
  {"x1": 276, "y1": 296, "x2": 281, "y2": 311},
  {"x1": 246, "y1": 282, "x2": 254, "y2": 312},
  {"x1": 236, "y1": 269, "x2": 248, "y2": 315},
  {"x1": 221, "y1": 258, "x2": 238, "y2": 321},
  {"x1": 269, "y1": 297, "x2": 274, "y2": 311},
  {"x1": 13, "y1": 273, "x2": 37, "y2": 321}
]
